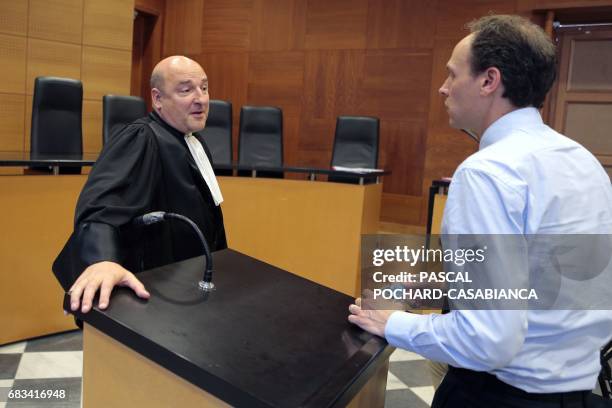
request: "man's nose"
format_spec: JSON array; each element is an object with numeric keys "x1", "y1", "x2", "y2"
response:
[
  {"x1": 439, "y1": 84, "x2": 448, "y2": 96},
  {"x1": 193, "y1": 89, "x2": 206, "y2": 104},
  {"x1": 439, "y1": 78, "x2": 449, "y2": 96}
]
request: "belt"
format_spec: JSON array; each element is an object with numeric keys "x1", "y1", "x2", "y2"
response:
[{"x1": 448, "y1": 366, "x2": 590, "y2": 403}]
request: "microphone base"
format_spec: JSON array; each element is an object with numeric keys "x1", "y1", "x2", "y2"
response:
[{"x1": 198, "y1": 280, "x2": 215, "y2": 292}]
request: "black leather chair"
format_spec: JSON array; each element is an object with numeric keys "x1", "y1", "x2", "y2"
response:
[
  {"x1": 201, "y1": 100, "x2": 232, "y2": 176},
  {"x1": 238, "y1": 106, "x2": 283, "y2": 178},
  {"x1": 103, "y1": 95, "x2": 147, "y2": 145},
  {"x1": 30, "y1": 77, "x2": 83, "y2": 174},
  {"x1": 329, "y1": 116, "x2": 380, "y2": 184}
]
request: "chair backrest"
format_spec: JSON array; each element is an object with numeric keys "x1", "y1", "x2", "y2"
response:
[
  {"x1": 331, "y1": 116, "x2": 379, "y2": 169},
  {"x1": 103, "y1": 95, "x2": 147, "y2": 145},
  {"x1": 200, "y1": 100, "x2": 232, "y2": 165},
  {"x1": 31, "y1": 76, "x2": 83, "y2": 156},
  {"x1": 238, "y1": 106, "x2": 283, "y2": 168}
]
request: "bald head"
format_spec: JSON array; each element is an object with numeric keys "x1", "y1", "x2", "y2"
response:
[
  {"x1": 150, "y1": 56, "x2": 203, "y2": 94},
  {"x1": 150, "y1": 56, "x2": 209, "y2": 134}
]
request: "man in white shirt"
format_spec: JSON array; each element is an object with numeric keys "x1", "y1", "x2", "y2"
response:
[{"x1": 349, "y1": 14, "x2": 612, "y2": 407}]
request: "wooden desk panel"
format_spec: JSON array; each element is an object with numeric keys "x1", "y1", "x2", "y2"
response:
[
  {"x1": 220, "y1": 177, "x2": 382, "y2": 296},
  {"x1": 431, "y1": 193, "x2": 447, "y2": 235},
  {"x1": 1, "y1": 175, "x2": 381, "y2": 345},
  {"x1": 84, "y1": 324, "x2": 388, "y2": 408},
  {"x1": 0, "y1": 175, "x2": 87, "y2": 345},
  {"x1": 84, "y1": 324, "x2": 230, "y2": 408}
]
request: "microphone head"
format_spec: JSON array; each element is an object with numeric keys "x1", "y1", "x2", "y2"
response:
[{"x1": 133, "y1": 211, "x2": 166, "y2": 226}]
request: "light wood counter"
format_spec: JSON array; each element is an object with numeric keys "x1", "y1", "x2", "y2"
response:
[
  {"x1": 0, "y1": 175, "x2": 88, "y2": 345},
  {"x1": 1, "y1": 175, "x2": 382, "y2": 345}
]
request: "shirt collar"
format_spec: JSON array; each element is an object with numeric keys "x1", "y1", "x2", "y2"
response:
[{"x1": 479, "y1": 107, "x2": 543, "y2": 150}]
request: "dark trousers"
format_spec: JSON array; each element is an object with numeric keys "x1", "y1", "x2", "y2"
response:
[{"x1": 432, "y1": 366, "x2": 611, "y2": 408}]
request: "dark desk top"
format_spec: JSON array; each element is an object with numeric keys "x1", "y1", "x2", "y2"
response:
[
  {"x1": 66, "y1": 249, "x2": 392, "y2": 408},
  {"x1": 0, "y1": 152, "x2": 389, "y2": 180},
  {"x1": 215, "y1": 163, "x2": 390, "y2": 179},
  {"x1": 0, "y1": 151, "x2": 98, "y2": 167}
]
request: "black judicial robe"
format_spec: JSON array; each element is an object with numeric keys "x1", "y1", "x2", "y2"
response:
[{"x1": 52, "y1": 112, "x2": 227, "y2": 291}]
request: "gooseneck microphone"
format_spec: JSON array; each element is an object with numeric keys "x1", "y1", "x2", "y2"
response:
[{"x1": 132, "y1": 211, "x2": 215, "y2": 292}]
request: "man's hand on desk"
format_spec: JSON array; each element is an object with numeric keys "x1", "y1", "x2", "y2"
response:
[
  {"x1": 68, "y1": 261, "x2": 150, "y2": 313},
  {"x1": 348, "y1": 297, "x2": 398, "y2": 338}
]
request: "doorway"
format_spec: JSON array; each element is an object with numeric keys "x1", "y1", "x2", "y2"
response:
[
  {"x1": 549, "y1": 14, "x2": 612, "y2": 177},
  {"x1": 131, "y1": 8, "x2": 163, "y2": 113}
]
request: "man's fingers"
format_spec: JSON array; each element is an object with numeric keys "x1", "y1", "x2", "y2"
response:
[
  {"x1": 81, "y1": 280, "x2": 101, "y2": 313},
  {"x1": 348, "y1": 314, "x2": 370, "y2": 332},
  {"x1": 348, "y1": 304, "x2": 362, "y2": 315},
  {"x1": 98, "y1": 280, "x2": 114, "y2": 309},
  {"x1": 355, "y1": 298, "x2": 362, "y2": 307},
  {"x1": 69, "y1": 279, "x2": 87, "y2": 311},
  {"x1": 65, "y1": 262, "x2": 147, "y2": 315},
  {"x1": 121, "y1": 274, "x2": 150, "y2": 299},
  {"x1": 348, "y1": 313, "x2": 385, "y2": 338}
]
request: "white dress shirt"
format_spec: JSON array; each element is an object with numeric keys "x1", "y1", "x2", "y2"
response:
[{"x1": 384, "y1": 107, "x2": 612, "y2": 392}]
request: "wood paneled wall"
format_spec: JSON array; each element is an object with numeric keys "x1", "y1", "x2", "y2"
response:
[
  {"x1": 2, "y1": 1, "x2": 611, "y2": 224},
  {"x1": 0, "y1": 0, "x2": 134, "y2": 155},
  {"x1": 161, "y1": 0, "x2": 537, "y2": 225}
]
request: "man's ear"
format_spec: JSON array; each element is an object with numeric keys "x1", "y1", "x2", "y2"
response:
[
  {"x1": 151, "y1": 88, "x2": 162, "y2": 110},
  {"x1": 480, "y1": 67, "x2": 502, "y2": 96}
]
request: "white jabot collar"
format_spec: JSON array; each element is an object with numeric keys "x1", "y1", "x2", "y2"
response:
[{"x1": 184, "y1": 133, "x2": 224, "y2": 206}]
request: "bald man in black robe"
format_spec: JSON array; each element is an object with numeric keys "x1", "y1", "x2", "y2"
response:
[{"x1": 53, "y1": 56, "x2": 226, "y2": 314}]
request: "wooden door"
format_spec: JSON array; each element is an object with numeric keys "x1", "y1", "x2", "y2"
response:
[
  {"x1": 131, "y1": 7, "x2": 163, "y2": 112},
  {"x1": 552, "y1": 26, "x2": 612, "y2": 176}
]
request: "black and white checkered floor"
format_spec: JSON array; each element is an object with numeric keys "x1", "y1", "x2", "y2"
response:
[
  {"x1": 0, "y1": 330, "x2": 434, "y2": 408},
  {"x1": 0, "y1": 331, "x2": 83, "y2": 408}
]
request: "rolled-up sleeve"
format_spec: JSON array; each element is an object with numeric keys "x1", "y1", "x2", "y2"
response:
[{"x1": 385, "y1": 309, "x2": 527, "y2": 371}]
